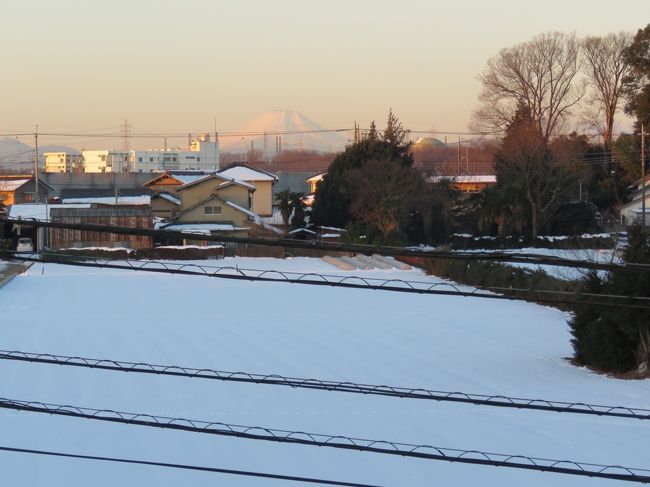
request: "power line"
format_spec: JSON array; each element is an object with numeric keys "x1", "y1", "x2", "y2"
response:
[
  {"x1": 0, "y1": 445, "x2": 377, "y2": 486},
  {"x1": 1, "y1": 397, "x2": 648, "y2": 483},
  {"x1": 2, "y1": 349, "x2": 648, "y2": 421},
  {"x1": 5, "y1": 252, "x2": 650, "y2": 309},
  {"x1": 2, "y1": 217, "x2": 646, "y2": 273}
]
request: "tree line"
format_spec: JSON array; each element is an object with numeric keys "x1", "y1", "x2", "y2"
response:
[{"x1": 309, "y1": 24, "x2": 650, "y2": 247}]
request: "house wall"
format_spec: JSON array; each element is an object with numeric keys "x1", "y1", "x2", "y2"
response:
[
  {"x1": 621, "y1": 193, "x2": 650, "y2": 225},
  {"x1": 151, "y1": 198, "x2": 179, "y2": 220},
  {"x1": 178, "y1": 202, "x2": 249, "y2": 227},
  {"x1": 214, "y1": 184, "x2": 250, "y2": 209},
  {"x1": 179, "y1": 179, "x2": 251, "y2": 212},
  {"x1": 15, "y1": 181, "x2": 50, "y2": 204},
  {"x1": 0, "y1": 190, "x2": 15, "y2": 205},
  {"x1": 249, "y1": 180, "x2": 273, "y2": 216}
]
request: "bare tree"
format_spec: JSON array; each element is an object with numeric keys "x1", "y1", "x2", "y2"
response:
[
  {"x1": 495, "y1": 107, "x2": 582, "y2": 241},
  {"x1": 473, "y1": 32, "x2": 584, "y2": 143},
  {"x1": 581, "y1": 32, "x2": 633, "y2": 150}
]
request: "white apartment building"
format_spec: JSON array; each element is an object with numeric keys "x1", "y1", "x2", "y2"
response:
[
  {"x1": 129, "y1": 133, "x2": 219, "y2": 173},
  {"x1": 44, "y1": 152, "x2": 83, "y2": 173},
  {"x1": 81, "y1": 150, "x2": 130, "y2": 173}
]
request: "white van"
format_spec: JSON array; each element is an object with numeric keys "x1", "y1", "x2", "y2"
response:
[{"x1": 16, "y1": 238, "x2": 34, "y2": 253}]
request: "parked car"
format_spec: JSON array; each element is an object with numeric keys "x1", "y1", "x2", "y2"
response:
[{"x1": 16, "y1": 237, "x2": 34, "y2": 253}]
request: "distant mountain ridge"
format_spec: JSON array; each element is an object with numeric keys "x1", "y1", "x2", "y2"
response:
[
  {"x1": 0, "y1": 137, "x2": 79, "y2": 172},
  {"x1": 220, "y1": 110, "x2": 348, "y2": 154}
]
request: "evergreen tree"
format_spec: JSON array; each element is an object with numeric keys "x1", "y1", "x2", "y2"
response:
[
  {"x1": 382, "y1": 108, "x2": 412, "y2": 161},
  {"x1": 311, "y1": 110, "x2": 414, "y2": 228},
  {"x1": 275, "y1": 189, "x2": 292, "y2": 229},
  {"x1": 289, "y1": 192, "x2": 306, "y2": 228},
  {"x1": 570, "y1": 226, "x2": 650, "y2": 374},
  {"x1": 623, "y1": 23, "x2": 650, "y2": 131}
]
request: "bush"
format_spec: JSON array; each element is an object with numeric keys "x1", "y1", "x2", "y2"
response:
[{"x1": 569, "y1": 226, "x2": 650, "y2": 375}]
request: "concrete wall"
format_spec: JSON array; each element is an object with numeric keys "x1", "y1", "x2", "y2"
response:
[{"x1": 42, "y1": 172, "x2": 154, "y2": 193}]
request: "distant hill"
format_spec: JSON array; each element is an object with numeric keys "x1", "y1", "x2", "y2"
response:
[
  {"x1": 39, "y1": 144, "x2": 80, "y2": 155},
  {"x1": 0, "y1": 138, "x2": 79, "y2": 172},
  {"x1": 0, "y1": 137, "x2": 36, "y2": 172},
  {"x1": 220, "y1": 110, "x2": 348, "y2": 155}
]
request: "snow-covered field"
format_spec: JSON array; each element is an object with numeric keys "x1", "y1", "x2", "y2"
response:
[
  {"x1": 493, "y1": 247, "x2": 619, "y2": 280},
  {"x1": 0, "y1": 257, "x2": 649, "y2": 486}
]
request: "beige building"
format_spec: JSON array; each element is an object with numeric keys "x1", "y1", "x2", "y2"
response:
[
  {"x1": 81, "y1": 150, "x2": 130, "y2": 173},
  {"x1": 44, "y1": 152, "x2": 83, "y2": 173},
  {"x1": 306, "y1": 172, "x2": 326, "y2": 194},
  {"x1": 168, "y1": 174, "x2": 258, "y2": 238},
  {"x1": 217, "y1": 165, "x2": 278, "y2": 217}
]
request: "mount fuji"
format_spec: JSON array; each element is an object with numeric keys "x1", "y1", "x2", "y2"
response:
[{"x1": 220, "y1": 110, "x2": 348, "y2": 155}]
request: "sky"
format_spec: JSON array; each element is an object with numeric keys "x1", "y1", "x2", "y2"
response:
[{"x1": 1, "y1": 0, "x2": 648, "y2": 149}]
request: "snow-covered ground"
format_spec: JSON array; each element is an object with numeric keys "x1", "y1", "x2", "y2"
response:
[
  {"x1": 485, "y1": 247, "x2": 620, "y2": 280},
  {"x1": 0, "y1": 257, "x2": 649, "y2": 486}
]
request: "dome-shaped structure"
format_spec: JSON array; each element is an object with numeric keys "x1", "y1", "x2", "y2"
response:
[{"x1": 414, "y1": 137, "x2": 445, "y2": 147}]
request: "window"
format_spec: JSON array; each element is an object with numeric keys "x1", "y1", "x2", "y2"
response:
[
  {"x1": 197, "y1": 157, "x2": 200, "y2": 162},
  {"x1": 138, "y1": 157, "x2": 143, "y2": 162},
  {"x1": 149, "y1": 157, "x2": 153, "y2": 162},
  {"x1": 204, "y1": 206, "x2": 222, "y2": 215},
  {"x1": 100, "y1": 155, "x2": 106, "y2": 162}
]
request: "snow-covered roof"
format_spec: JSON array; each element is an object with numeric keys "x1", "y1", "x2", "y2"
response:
[
  {"x1": 217, "y1": 179, "x2": 257, "y2": 191},
  {"x1": 0, "y1": 178, "x2": 31, "y2": 191},
  {"x1": 288, "y1": 227, "x2": 317, "y2": 235},
  {"x1": 428, "y1": 175, "x2": 497, "y2": 184},
  {"x1": 218, "y1": 165, "x2": 278, "y2": 182},
  {"x1": 177, "y1": 175, "x2": 256, "y2": 192},
  {"x1": 318, "y1": 225, "x2": 347, "y2": 233},
  {"x1": 158, "y1": 222, "x2": 248, "y2": 234},
  {"x1": 306, "y1": 172, "x2": 326, "y2": 183},
  {"x1": 223, "y1": 200, "x2": 260, "y2": 222},
  {"x1": 8, "y1": 203, "x2": 92, "y2": 221},
  {"x1": 156, "y1": 193, "x2": 181, "y2": 205},
  {"x1": 61, "y1": 196, "x2": 151, "y2": 205},
  {"x1": 174, "y1": 174, "x2": 206, "y2": 185}
]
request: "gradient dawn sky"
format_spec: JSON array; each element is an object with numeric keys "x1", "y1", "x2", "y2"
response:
[{"x1": 1, "y1": 0, "x2": 648, "y2": 148}]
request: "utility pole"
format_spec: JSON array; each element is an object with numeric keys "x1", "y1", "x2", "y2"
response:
[
  {"x1": 34, "y1": 125, "x2": 39, "y2": 203},
  {"x1": 642, "y1": 124, "x2": 647, "y2": 226},
  {"x1": 457, "y1": 136, "x2": 461, "y2": 176},
  {"x1": 16, "y1": 137, "x2": 21, "y2": 173},
  {"x1": 121, "y1": 119, "x2": 131, "y2": 172}
]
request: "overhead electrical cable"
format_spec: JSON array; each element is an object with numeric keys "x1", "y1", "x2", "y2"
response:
[
  {"x1": 4, "y1": 253, "x2": 650, "y2": 309},
  {"x1": 0, "y1": 397, "x2": 648, "y2": 483},
  {"x1": 1, "y1": 218, "x2": 645, "y2": 273},
  {"x1": 2, "y1": 349, "x2": 649, "y2": 421},
  {"x1": 0, "y1": 445, "x2": 377, "y2": 486}
]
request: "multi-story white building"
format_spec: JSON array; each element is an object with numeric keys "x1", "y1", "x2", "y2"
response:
[
  {"x1": 129, "y1": 134, "x2": 219, "y2": 173},
  {"x1": 44, "y1": 152, "x2": 83, "y2": 173},
  {"x1": 81, "y1": 150, "x2": 130, "y2": 173}
]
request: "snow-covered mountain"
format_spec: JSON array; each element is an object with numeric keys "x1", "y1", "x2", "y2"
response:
[{"x1": 220, "y1": 110, "x2": 348, "y2": 155}]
